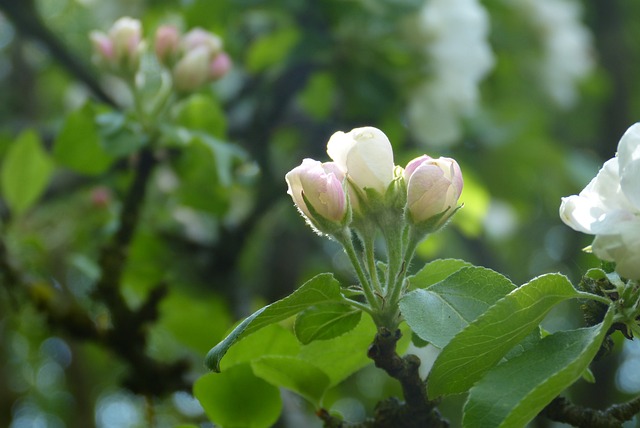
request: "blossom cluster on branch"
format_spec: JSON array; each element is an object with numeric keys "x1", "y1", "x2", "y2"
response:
[
  {"x1": 90, "y1": 17, "x2": 231, "y2": 94},
  {"x1": 285, "y1": 127, "x2": 463, "y2": 329}
]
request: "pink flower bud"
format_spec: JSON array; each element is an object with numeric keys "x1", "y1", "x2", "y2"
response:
[
  {"x1": 90, "y1": 31, "x2": 115, "y2": 63},
  {"x1": 405, "y1": 155, "x2": 463, "y2": 225},
  {"x1": 155, "y1": 25, "x2": 181, "y2": 66},
  {"x1": 182, "y1": 28, "x2": 223, "y2": 55},
  {"x1": 209, "y1": 52, "x2": 232, "y2": 80},
  {"x1": 91, "y1": 186, "x2": 112, "y2": 208},
  {"x1": 285, "y1": 159, "x2": 348, "y2": 230},
  {"x1": 108, "y1": 17, "x2": 142, "y2": 67},
  {"x1": 91, "y1": 17, "x2": 142, "y2": 74},
  {"x1": 172, "y1": 46, "x2": 211, "y2": 92}
]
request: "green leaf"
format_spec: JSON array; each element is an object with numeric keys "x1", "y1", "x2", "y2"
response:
[
  {"x1": 428, "y1": 273, "x2": 581, "y2": 397},
  {"x1": 1, "y1": 130, "x2": 55, "y2": 215},
  {"x1": 463, "y1": 309, "x2": 614, "y2": 428},
  {"x1": 96, "y1": 111, "x2": 146, "y2": 158},
  {"x1": 174, "y1": 95, "x2": 227, "y2": 139},
  {"x1": 294, "y1": 303, "x2": 361, "y2": 345},
  {"x1": 158, "y1": 290, "x2": 232, "y2": 354},
  {"x1": 246, "y1": 27, "x2": 299, "y2": 72},
  {"x1": 251, "y1": 356, "x2": 330, "y2": 405},
  {"x1": 194, "y1": 363, "x2": 281, "y2": 428},
  {"x1": 53, "y1": 104, "x2": 113, "y2": 175},
  {"x1": 205, "y1": 273, "x2": 345, "y2": 372},
  {"x1": 297, "y1": 72, "x2": 336, "y2": 119},
  {"x1": 298, "y1": 317, "x2": 411, "y2": 388},
  {"x1": 400, "y1": 267, "x2": 514, "y2": 348},
  {"x1": 408, "y1": 258, "x2": 473, "y2": 291},
  {"x1": 222, "y1": 324, "x2": 300, "y2": 370}
]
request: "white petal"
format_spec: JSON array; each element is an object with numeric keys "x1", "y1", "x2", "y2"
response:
[
  {"x1": 617, "y1": 123, "x2": 640, "y2": 170},
  {"x1": 621, "y1": 158, "x2": 640, "y2": 210},
  {"x1": 326, "y1": 131, "x2": 354, "y2": 173}
]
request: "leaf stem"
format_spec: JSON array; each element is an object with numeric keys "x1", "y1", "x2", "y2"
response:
[
  {"x1": 576, "y1": 291, "x2": 612, "y2": 306},
  {"x1": 344, "y1": 298, "x2": 374, "y2": 315}
]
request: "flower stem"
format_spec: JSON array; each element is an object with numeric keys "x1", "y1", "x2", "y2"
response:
[
  {"x1": 363, "y1": 233, "x2": 383, "y2": 295},
  {"x1": 335, "y1": 229, "x2": 381, "y2": 312}
]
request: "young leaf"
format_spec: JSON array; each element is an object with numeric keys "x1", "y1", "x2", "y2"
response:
[
  {"x1": 222, "y1": 324, "x2": 300, "y2": 370},
  {"x1": 1, "y1": 130, "x2": 55, "y2": 215},
  {"x1": 174, "y1": 94, "x2": 227, "y2": 139},
  {"x1": 463, "y1": 309, "x2": 614, "y2": 428},
  {"x1": 428, "y1": 273, "x2": 581, "y2": 397},
  {"x1": 194, "y1": 363, "x2": 281, "y2": 428},
  {"x1": 294, "y1": 303, "x2": 362, "y2": 345},
  {"x1": 400, "y1": 267, "x2": 515, "y2": 348},
  {"x1": 407, "y1": 258, "x2": 473, "y2": 291},
  {"x1": 205, "y1": 273, "x2": 345, "y2": 372},
  {"x1": 53, "y1": 104, "x2": 113, "y2": 175},
  {"x1": 251, "y1": 356, "x2": 331, "y2": 405}
]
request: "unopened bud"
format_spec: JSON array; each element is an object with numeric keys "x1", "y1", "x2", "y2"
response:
[
  {"x1": 285, "y1": 159, "x2": 348, "y2": 234},
  {"x1": 209, "y1": 52, "x2": 232, "y2": 80},
  {"x1": 155, "y1": 25, "x2": 181, "y2": 66},
  {"x1": 405, "y1": 155, "x2": 463, "y2": 227}
]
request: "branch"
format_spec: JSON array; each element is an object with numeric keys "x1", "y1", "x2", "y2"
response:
[
  {"x1": 0, "y1": 0, "x2": 116, "y2": 106},
  {"x1": 319, "y1": 328, "x2": 448, "y2": 428},
  {"x1": 89, "y1": 148, "x2": 190, "y2": 395},
  {"x1": 543, "y1": 395, "x2": 640, "y2": 427}
]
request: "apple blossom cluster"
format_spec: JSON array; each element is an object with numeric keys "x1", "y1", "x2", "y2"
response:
[
  {"x1": 514, "y1": 0, "x2": 594, "y2": 108},
  {"x1": 285, "y1": 126, "x2": 463, "y2": 238},
  {"x1": 408, "y1": 0, "x2": 494, "y2": 148},
  {"x1": 90, "y1": 17, "x2": 231, "y2": 92},
  {"x1": 560, "y1": 123, "x2": 640, "y2": 280},
  {"x1": 286, "y1": 126, "x2": 463, "y2": 327}
]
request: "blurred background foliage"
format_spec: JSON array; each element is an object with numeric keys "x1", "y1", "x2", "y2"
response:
[{"x1": 1, "y1": 0, "x2": 640, "y2": 426}]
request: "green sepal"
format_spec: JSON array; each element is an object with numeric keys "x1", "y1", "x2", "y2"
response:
[{"x1": 300, "y1": 189, "x2": 350, "y2": 236}]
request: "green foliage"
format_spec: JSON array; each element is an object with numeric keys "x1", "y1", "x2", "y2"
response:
[
  {"x1": 205, "y1": 273, "x2": 350, "y2": 371},
  {"x1": 407, "y1": 258, "x2": 473, "y2": 291},
  {"x1": 1, "y1": 130, "x2": 55, "y2": 215},
  {"x1": 245, "y1": 27, "x2": 300, "y2": 72},
  {"x1": 174, "y1": 95, "x2": 227, "y2": 139},
  {"x1": 53, "y1": 104, "x2": 113, "y2": 175},
  {"x1": 294, "y1": 303, "x2": 362, "y2": 345},
  {"x1": 194, "y1": 363, "x2": 282, "y2": 428},
  {"x1": 428, "y1": 274, "x2": 582, "y2": 397},
  {"x1": 251, "y1": 356, "x2": 330, "y2": 405},
  {"x1": 400, "y1": 266, "x2": 515, "y2": 348},
  {"x1": 2, "y1": 0, "x2": 638, "y2": 426},
  {"x1": 464, "y1": 309, "x2": 614, "y2": 427}
]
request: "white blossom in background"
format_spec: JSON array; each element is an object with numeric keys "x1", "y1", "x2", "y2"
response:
[
  {"x1": 560, "y1": 124, "x2": 640, "y2": 280},
  {"x1": 408, "y1": 0, "x2": 494, "y2": 148},
  {"x1": 517, "y1": 0, "x2": 594, "y2": 108}
]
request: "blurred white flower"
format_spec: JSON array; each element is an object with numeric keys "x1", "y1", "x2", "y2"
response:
[
  {"x1": 408, "y1": 0, "x2": 494, "y2": 147},
  {"x1": 518, "y1": 0, "x2": 594, "y2": 107},
  {"x1": 560, "y1": 124, "x2": 640, "y2": 279}
]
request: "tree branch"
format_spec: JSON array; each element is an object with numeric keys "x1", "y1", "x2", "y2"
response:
[
  {"x1": 543, "y1": 395, "x2": 640, "y2": 427},
  {"x1": 319, "y1": 328, "x2": 448, "y2": 428},
  {"x1": 0, "y1": 0, "x2": 116, "y2": 107}
]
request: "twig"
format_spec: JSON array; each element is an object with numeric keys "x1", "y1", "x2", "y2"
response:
[
  {"x1": 320, "y1": 328, "x2": 448, "y2": 428},
  {"x1": 0, "y1": 0, "x2": 116, "y2": 106},
  {"x1": 543, "y1": 395, "x2": 640, "y2": 427}
]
